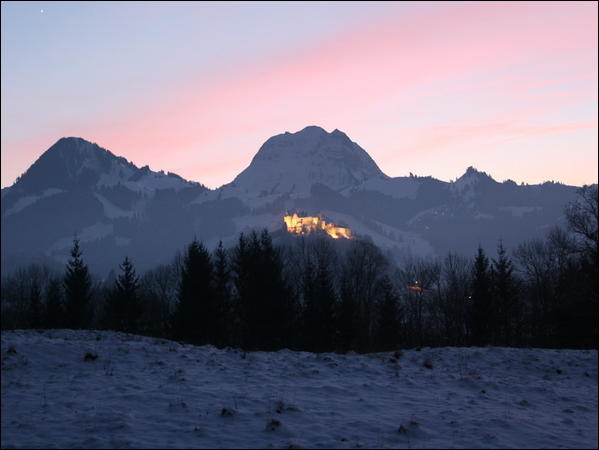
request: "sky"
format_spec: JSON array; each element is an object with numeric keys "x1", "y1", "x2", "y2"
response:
[{"x1": 1, "y1": 1, "x2": 597, "y2": 189}]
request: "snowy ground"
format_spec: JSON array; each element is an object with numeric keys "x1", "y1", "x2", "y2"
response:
[{"x1": 1, "y1": 330, "x2": 597, "y2": 449}]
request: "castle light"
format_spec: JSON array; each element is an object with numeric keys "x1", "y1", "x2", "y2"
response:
[{"x1": 283, "y1": 213, "x2": 352, "y2": 240}]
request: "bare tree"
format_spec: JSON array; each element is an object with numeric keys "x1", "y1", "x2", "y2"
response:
[
  {"x1": 397, "y1": 257, "x2": 441, "y2": 347},
  {"x1": 439, "y1": 253, "x2": 471, "y2": 345},
  {"x1": 342, "y1": 240, "x2": 389, "y2": 351},
  {"x1": 565, "y1": 185, "x2": 598, "y2": 259}
]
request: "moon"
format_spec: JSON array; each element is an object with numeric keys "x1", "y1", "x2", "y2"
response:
[{"x1": 40, "y1": 9, "x2": 44, "y2": 13}]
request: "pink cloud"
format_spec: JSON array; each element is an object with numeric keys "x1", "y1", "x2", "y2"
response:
[{"x1": 396, "y1": 119, "x2": 597, "y2": 156}]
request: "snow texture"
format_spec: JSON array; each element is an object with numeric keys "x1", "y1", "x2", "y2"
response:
[
  {"x1": 49, "y1": 222, "x2": 114, "y2": 248},
  {"x1": 407, "y1": 206, "x2": 450, "y2": 226},
  {"x1": 451, "y1": 166, "x2": 494, "y2": 201},
  {"x1": 320, "y1": 209, "x2": 436, "y2": 256},
  {"x1": 4, "y1": 188, "x2": 64, "y2": 217},
  {"x1": 93, "y1": 193, "x2": 135, "y2": 219},
  {"x1": 2, "y1": 330, "x2": 597, "y2": 449},
  {"x1": 231, "y1": 126, "x2": 387, "y2": 197}
]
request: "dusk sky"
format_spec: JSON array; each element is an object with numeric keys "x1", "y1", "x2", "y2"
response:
[{"x1": 1, "y1": 1, "x2": 597, "y2": 189}]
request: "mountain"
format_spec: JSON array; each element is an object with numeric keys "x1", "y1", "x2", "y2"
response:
[
  {"x1": 1, "y1": 128, "x2": 581, "y2": 275},
  {"x1": 231, "y1": 126, "x2": 386, "y2": 196},
  {"x1": 1, "y1": 137, "x2": 207, "y2": 274}
]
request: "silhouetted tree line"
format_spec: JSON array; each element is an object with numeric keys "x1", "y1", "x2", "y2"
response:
[{"x1": 1, "y1": 185, "x2": 597, "y2": 351}]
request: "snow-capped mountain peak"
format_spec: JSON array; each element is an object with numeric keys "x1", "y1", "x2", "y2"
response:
[
  {"x1": 10, "y1": 137, "x2": 197, "y2": 196},
  {"x1": 452, "y1": 166, "x2": 495, "y2": 194},
  {"x1": 229, "y1": 126, "x2": 387, "y2": 197},
  {"x1": 10, "y1": 137, "x2": 135, "y2": 193}
]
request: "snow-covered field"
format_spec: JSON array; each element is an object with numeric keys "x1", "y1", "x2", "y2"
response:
[{"x1": 1, "y1": 330, "x2": 597, "y2": 449}]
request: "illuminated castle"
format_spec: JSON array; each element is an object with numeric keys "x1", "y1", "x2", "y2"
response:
[{"x1": 283, "y1": 213, "x2": 352, "y2": 239}]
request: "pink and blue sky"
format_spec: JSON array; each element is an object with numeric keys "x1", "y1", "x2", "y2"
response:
[{"x1": 1, "y1": 1, "x2": 597, "y2": 188}]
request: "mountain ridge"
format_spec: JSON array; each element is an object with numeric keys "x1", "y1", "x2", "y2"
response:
[
  {"x1": 4, "y1": 131, "x2": 581, "y2": 193},
  {"x1": 1, "y1": 127, "x2": 584, "y2": 275}
]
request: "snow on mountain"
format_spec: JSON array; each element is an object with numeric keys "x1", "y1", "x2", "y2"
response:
[
  {"x1": 125, "y1": 170, "x2": 191, "y2": 194},
  {"x1": 93, "y1": 192, "x2": 136, "y2": 219},
  {"x1": 319, "y1": 209, "x2": 436, "y2": 257},
  {"x1": 1, "y1": 137, "x2": 208, "y2": 275},
  {"x1": 4, "y1": 188, "x2": 65, "y2": 217},
  {"x1": 407, "y1": 205, "x2": 451, "y2": 226},
  {"x1": 46, "y1": 222, "x2": 115, "y2": 262},
  {"x1": 2, "y1": 330, "x2": 597, "y2": 448},
  {"x1": 98, "y1": 163, "x2": 191, "y2": 195},
  {"x1": 230, "y1": 126, "x2": 387, "y2": 197},
  {"x1": 2, "y1": 137, "x2": 203, "y2": 222},
  {"x1": 450, "y1": 166, "x2": 496, "y2": 200},
  {"x1": 452, "y1": 166, "x2": 492, "y2": 190},
  {"x1": 14, "y1": 137, "x2": 135, "y2": 191},
  {"x1": 7, "y1": 137, "x2": 194, "y2": 198}
]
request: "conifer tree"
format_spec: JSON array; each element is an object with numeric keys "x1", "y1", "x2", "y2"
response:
[
  {"x1": 233, "y1": 230, "x2": 293, "y2": 350},
  {"x1": 492, "y1": 242, "x2": 518, "y2": 346},
  {"x1": 470, "y1": 246, "x2": 493, "y2": 345},
  {"x1": 213, "y1": 241, "x2": 231, "y2": 347},
  {"x1": 63, "y1": 239, "x2": 92, "y2": 329},
  {"x1": 173, "y1": 240, "x2": 215, "y2": 344},
  {"x1": 264, "y1": 229, "x2": 296, "y2": 349},
  {"x1": 106, "y1": 257, "x2": 140, "y2": 332},
  {"x1": 231, "y1": 233, "x2": 250, "y2": 346}
]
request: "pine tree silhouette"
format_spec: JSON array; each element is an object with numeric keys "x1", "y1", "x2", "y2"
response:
[
  {"x1": 492, "y1": 242, "x2": 518, "y2": 346},
  {"x1": 63, "y1": 239, "x2": 92, "y2": 329},
  {"x1": 470, "y1": 246, "x2": 493, "y2": 345},
  {"x1": 173, "y1": 240, "x2": 215, "y2": 344},
  {"x1": 233, "y1": 230, "x2": 293, "y2": 350},
  {"x1": 106, "y1": 257, "x2": 140, "y2": 332},
  {"x1": 213, "y1": 240, "x2": 231, "y2": 347},
  {"x1": 231, "y1": 232, "x2": 251, "y2": 347}
]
